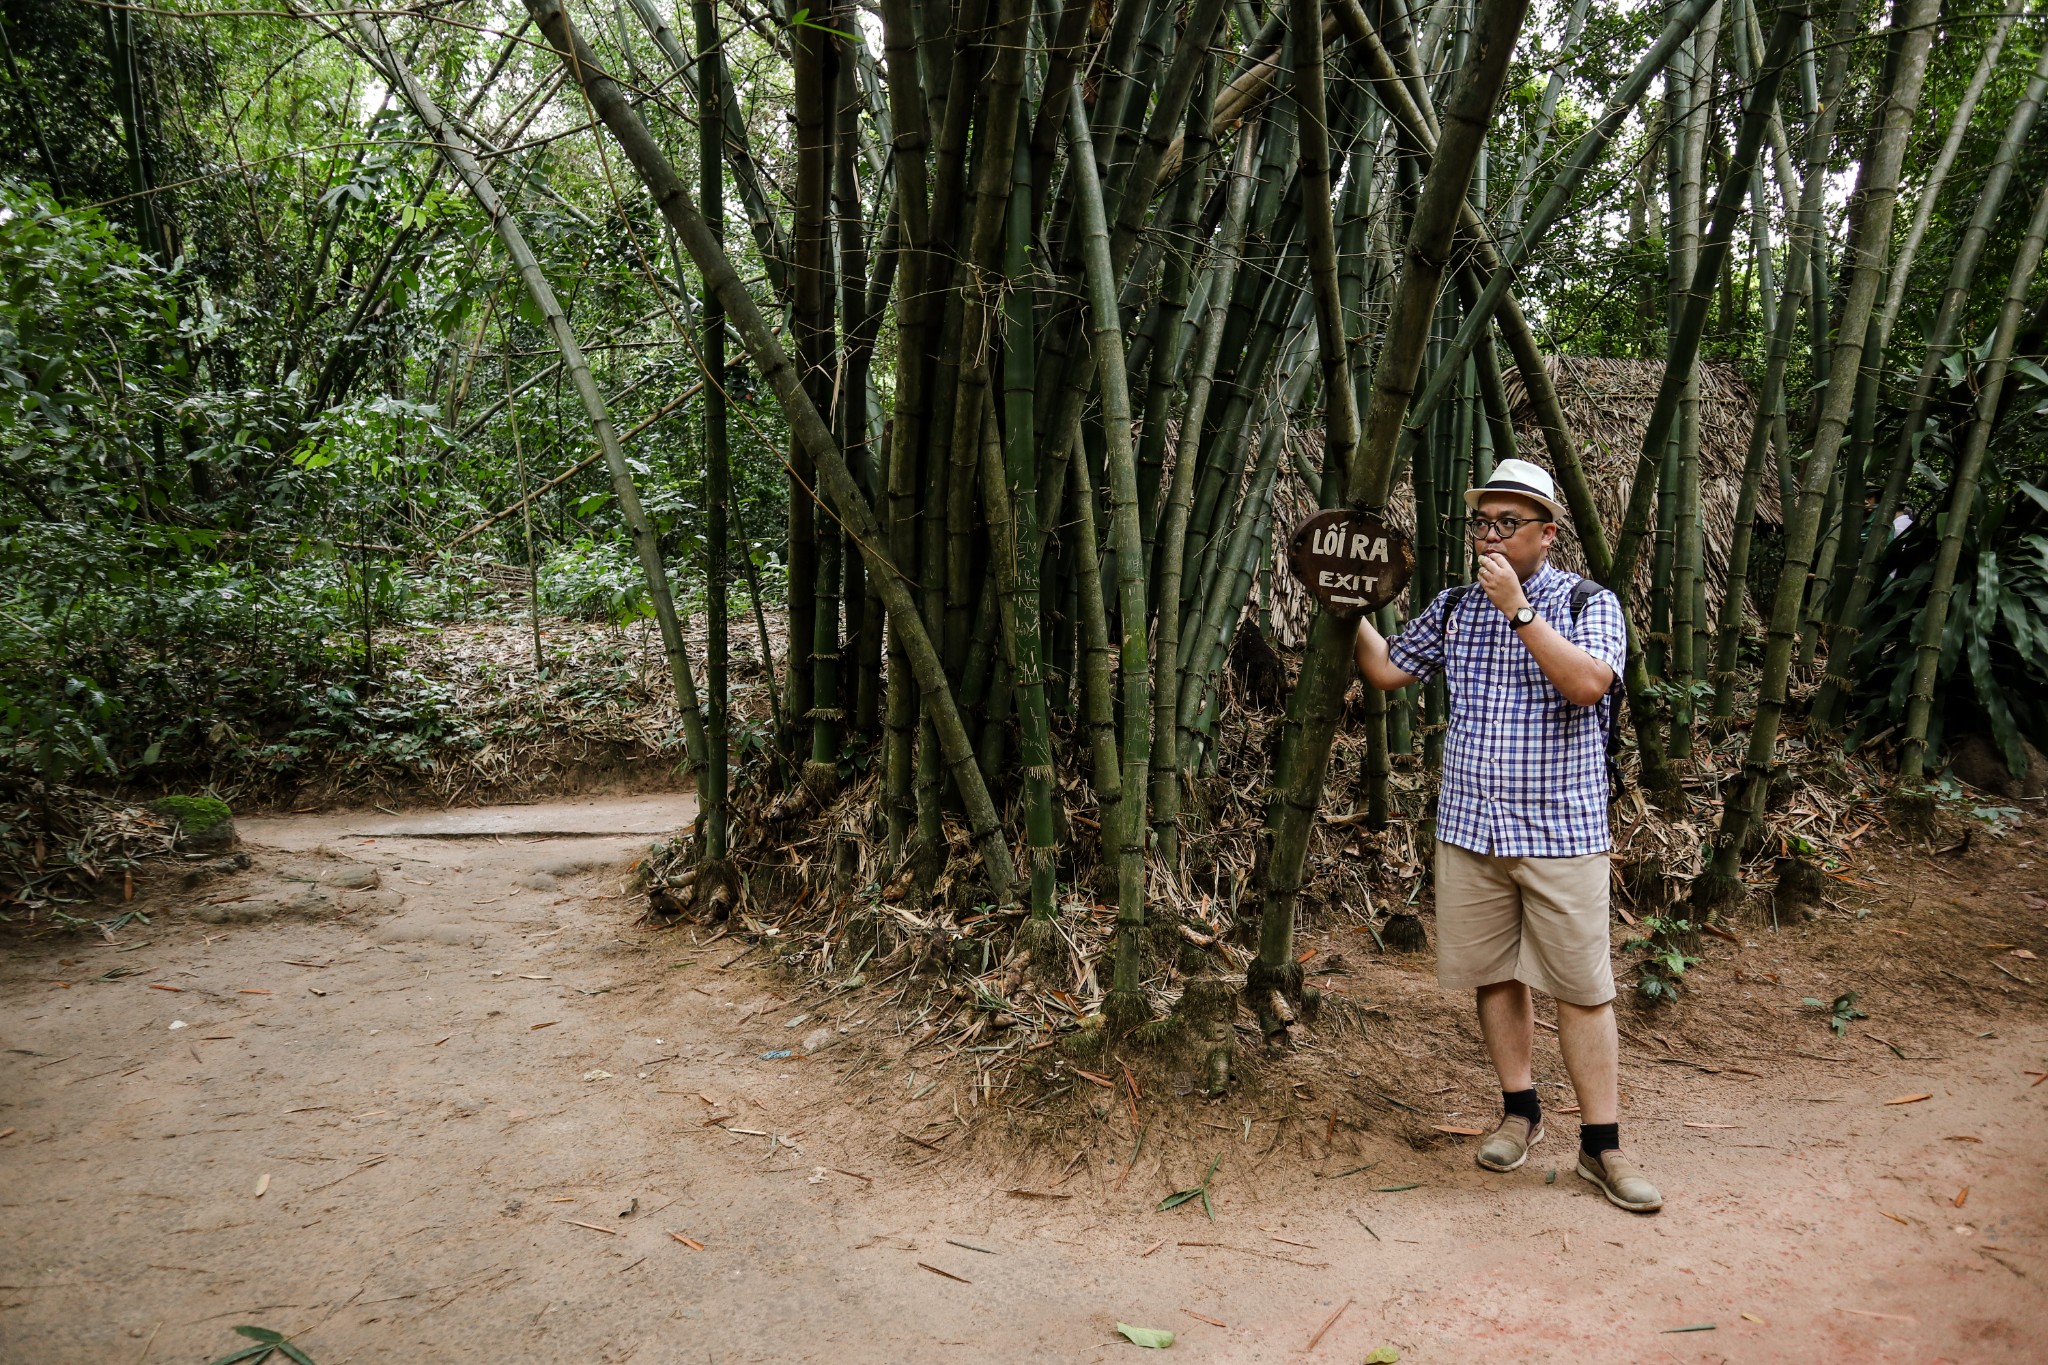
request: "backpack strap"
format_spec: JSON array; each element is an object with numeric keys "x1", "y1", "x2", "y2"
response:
[
  {"x1": 1435, "y1": 582, "x2": 1478, "y2": 656},
  {"x1": 1568, "y1": 575, "x2": 1604, "y2": 625},
  {"x1": 1560, "y1": 574, "x2": 1626, "y2": 792}
]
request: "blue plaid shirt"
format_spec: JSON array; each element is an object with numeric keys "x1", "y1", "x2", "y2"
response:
[{"x1": 1385, "y1": 562, "x2": 1627, "y2": 858}]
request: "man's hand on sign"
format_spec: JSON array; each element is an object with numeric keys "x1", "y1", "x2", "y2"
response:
[{"x1": 1477, "y1": 551, "x2": 1530, "y2": 617}]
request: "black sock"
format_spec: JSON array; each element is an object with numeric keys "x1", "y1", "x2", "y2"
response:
[
  {"x1": 1502, "y1": 1088, "x2": 1541, "y2": 1126},
  {"x1": 1580, "y1": 1122, "x2": 1620, "y2": 1160}
]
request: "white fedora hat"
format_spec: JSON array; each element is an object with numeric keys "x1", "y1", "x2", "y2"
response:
[{"x1": 1464, "y1": 458, "x2": 1569, "y2": 525}]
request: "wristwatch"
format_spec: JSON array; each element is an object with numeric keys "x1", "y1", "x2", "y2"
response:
[{"x1": 1509, "y1": 605, "x2": 1537, "y2": 631}]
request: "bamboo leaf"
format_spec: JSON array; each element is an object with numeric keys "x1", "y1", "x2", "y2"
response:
[
  {"x1": 205, "y1": 1348, "x2": 274, "y2": 1365},
  {"x1": 1115, "y1": 1323, "x2": 1175, "y2": 1348},
  {"x1": 2008, "y1": 356, "x2": 2048, "y2": 388},
  {"x1": 1971, "y1": 555, "x2": 2029, "y2": 778}
]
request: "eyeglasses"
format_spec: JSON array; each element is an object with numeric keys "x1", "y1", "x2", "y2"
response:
[{"x1": 1467, "y1": 514, "x2": 1547, "y2": 540}]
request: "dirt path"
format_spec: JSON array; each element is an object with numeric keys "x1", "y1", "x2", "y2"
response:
[{"x1": 3, "y1": 798, "x2": 2043, "y2": 1363}]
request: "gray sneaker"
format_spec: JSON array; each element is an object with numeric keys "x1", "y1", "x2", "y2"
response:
[
  {"x1": 1476, "y1": 1114, "x2": 1543, "y2": 1172},
  {"x1": 1576, "y1": 1150, "x2": 1664, "y2": 1213}
]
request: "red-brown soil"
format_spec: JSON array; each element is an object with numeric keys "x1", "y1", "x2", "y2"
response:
[{"x1": 2, "y1": 794, "x2": 2042, "y2": 1362}]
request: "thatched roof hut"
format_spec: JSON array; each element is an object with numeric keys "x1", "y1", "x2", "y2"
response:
[
  {"x1": 1264, "y1": 357, "x2": 1778, "y2": 647},
  {"x1": 1503, "y1": 357, "x2": 1779, "y2": 603}
]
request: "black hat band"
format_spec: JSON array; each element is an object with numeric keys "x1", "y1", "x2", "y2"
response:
[{"x1": 1477, "y1": 478, "x2": 1557, "y2": 506}]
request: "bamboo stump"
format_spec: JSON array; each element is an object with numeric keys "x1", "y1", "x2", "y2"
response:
[
  {"x1": 1135, "y1": 975, "x2": 1240, "y2": 1096},
  {"x1": 1887, "y1": 787, "x2": 1939, "y2": 840},
  {"x1": 1770, "y1": 854, "x2": 1827, "y2": 923},
  {"x1": 1379, "y1": 913, "x2": 1429, "y2": 954}
]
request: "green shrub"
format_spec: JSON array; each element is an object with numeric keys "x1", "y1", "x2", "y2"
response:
[
  {"x1": 1849, "y1": 480, "x2": 2048, "y2": 775},
  {"x1": 537, "y1": 537, "x2": 653, "y2": 624}
]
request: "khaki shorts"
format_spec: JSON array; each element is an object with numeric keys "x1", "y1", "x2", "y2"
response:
[{"x1": 1432, "y1": 841, "x2": 1615, "y2": 1006}]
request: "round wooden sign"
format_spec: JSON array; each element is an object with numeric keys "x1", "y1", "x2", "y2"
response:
[{"x1": 1285, "y1": 509, "x2": 1413, "y2": 617}]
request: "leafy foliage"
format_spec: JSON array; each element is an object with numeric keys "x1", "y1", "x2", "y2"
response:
[
  {"x1": 1627, "y1": 915, "x2": 1700, "y2": 1003},
  {"x1": 1848, "y1": 479, "x2": 2048, "y2": 777},
  {"x1": 538, "y1": 537, "x2": 653, "y2": 624},
  {"x1": 1802, "y1": 991, "x2": 1867, "y2": 1036}
]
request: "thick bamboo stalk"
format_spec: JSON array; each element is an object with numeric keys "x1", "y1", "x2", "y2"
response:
[
  {"x1": 1698, "y1": 0, "x2": 1937, "y2": 903},
  {"x1": 1133, "y1": 220, "x2": 1198, "y2": 554},
  {"x1": 697, "y1": 0, "x2": 731, "y2": 874},
  {"x1": 500, "y1": 334, "x2": 543, "y2": 675},
  {"x1": 1899, "y1": 174, "x2": 2048, "y2": 783},
  {"x1": 847, "y1": 218, "x2": 898, "y2": 738},
  {"x1": 1108, "y1": 0, "x2": 1233, "y2": 276},
  {"x1": 1879, "y1": 0, "x2": 2023, "y2": 342},
  {"x1": 1182, "y1": 413, "x2": 1289, "y2": 766},
  {"x1": 1137, "y1": 76, "x2": 1219, "y2": 570},
  {"x1": 1182, "y1": 236, "x2": 1308, "y2": 619},
  {"x1": 1669, "y1": 11, "x2": 1719, "y2": 755},
  {"x1": 1648, "y1": 428, "x2": 1678, "y2": 680},
  {"x1": 997, "y1": 123, "x2": 1057, "y2": 927},
  {"x1": 350, "y1": 13, "x2": 709, "y2": 778},
  {"x1": 1151, "y1": 138, "x2": 1254, "y2": 867},
  {"x1": 1808, "y1": 5, "x2": 1924, "y2": 665},
  {"x1": 789, "y1": 5, "x2": 833, "y2": 766},
  {"x1": 1813, "y1": 27, "x2": 2048, "y2": 730},
  {"x1": 1251, "y1": 0, "x2": 1530, "y2": 1021},
  {"x1": 1157, "y1": 10, "x2": 1337, "y2": 181},
  {"x1": 1027, "y1": 0, "x2": 1092, "y2": 225},
  {"x1": 924, "y1": 0, "x2": 993, "y2": 673},
  {"x1": 878, "y1": 0, "x2": 933, "y2": 857},
  {"x1": 1710, "y1": 170, "x2": 1815, "y2": 718},
  {"x1": 1610, "y1": 0, "x2": 1803, "y2": 798},
  {"x1": 1294, "y1": 0, "x2": 1360, "y2": 494},
  {"x1": 937, "y1": 0, "x2": 1031, "y2": 681},
  {"x1": 1182, "y1": 306, "x2": 1319, "y2": 722},
  {"x1": 1068, "y1": 417, "x2": 1124, "y2": 854},
  {"x1": 1066, "y1": 82, "x2": 1154, "y2": 1032},
  {"x1": 1504, "y1": 0, "x2": 1590, "y2": 234},
  {"x1": 522, "y1": 0, "x2": 1018, "y2": 898}
]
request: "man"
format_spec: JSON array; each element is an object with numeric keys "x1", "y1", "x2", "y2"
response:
[{"x1": 1352, "y1": 458, "x2": 1663, "y2": 1214}]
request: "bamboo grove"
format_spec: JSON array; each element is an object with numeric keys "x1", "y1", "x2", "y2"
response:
[{"x1": 3, "y1": 0, "x2": 2047, "y2": 1041}]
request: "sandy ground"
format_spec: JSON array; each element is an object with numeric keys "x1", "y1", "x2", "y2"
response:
[{"x1": 3, "y1": 796, "x2": 2044, "y2": 1364}]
